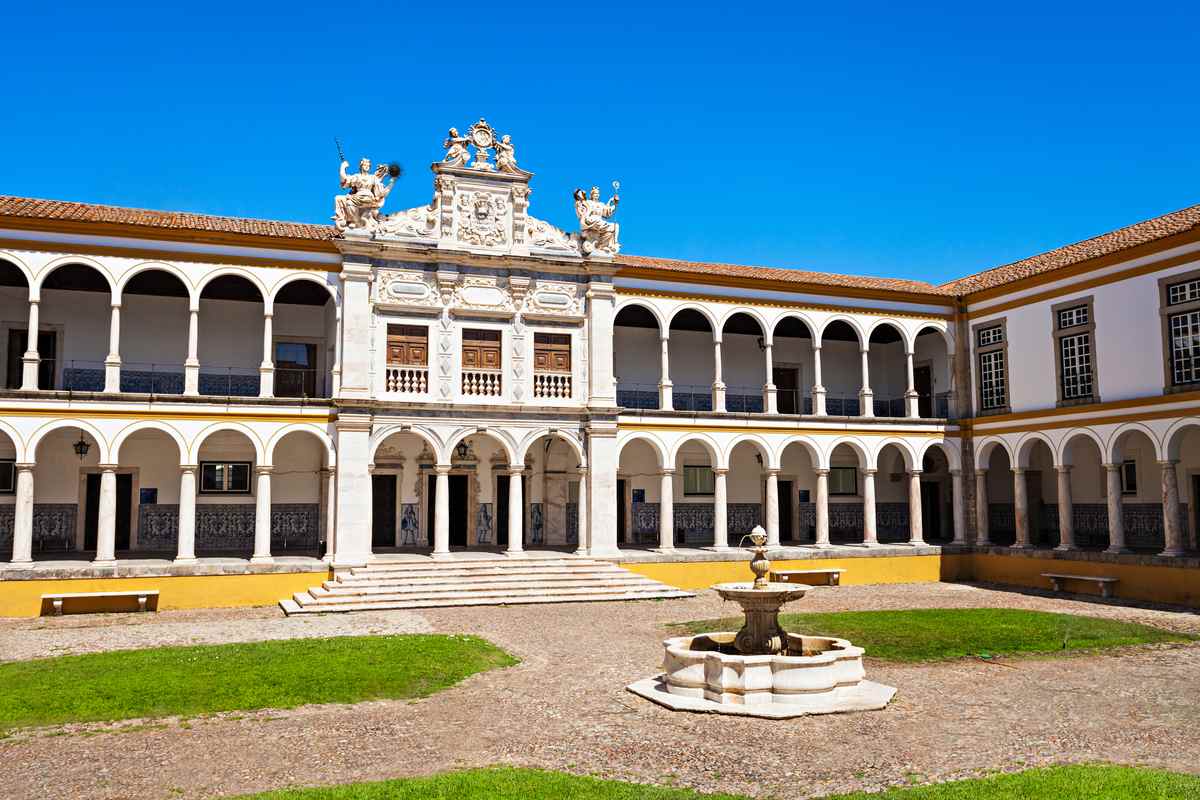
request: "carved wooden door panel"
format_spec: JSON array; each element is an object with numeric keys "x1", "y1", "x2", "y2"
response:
[
  {"x1": 387, "y1": 325, "x2": 428, "y2": 366},
  {"x1": 462, "y1": 329, "x2": 501, "y2": 369},
  {"x1": 533, "y1": 333, "x2": 571, "y2": 372}
]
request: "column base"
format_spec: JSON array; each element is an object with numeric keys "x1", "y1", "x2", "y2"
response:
[
  {"x1": 1053, "y1": 544, "x2": 1072, "y2": 552},
  {"x1": 704, "y1": 544, "x2": 732, "y2": 552},
  {"x1": 91, "y1": 559, "x2": 117, "y2": 567},
  {"x1": 573, "y1": 547, "x2": 589, "y2": 556},
  {"x1": 173, "y1": 557, "x2": 199, "y2": 565},
  {"x1": 6, "y1": 560, "x2": 33, "y2": 570},
  {"x1": 652, "y1": 546, "x2": 676, "y2": 554},
  {"x1": 907, "y1": 539, "x2": 926, "y2": 547},
  {"x1": 1009, "y1": 543, "x2": 1029, "y2": 550},
  {"x1": 1160, "y1": 548, "x2": 1187, "y2": 557},
  {"x1": 504, "y1": 549, "x2": 527, "y2": 557},
  {"x1": 1105, "y1": 546, "x2": 1131, "y2": 555},
  {"x1": 430, "y1": 550, "x2": 453, "y2": 560},
  {"x1": 249, "y1": 555, "x2": 275, "y2": 565}
]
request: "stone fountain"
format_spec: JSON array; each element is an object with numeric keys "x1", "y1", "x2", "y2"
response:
[{"x1": 627, "y1": 526, "x2": 896, "y2": 718}]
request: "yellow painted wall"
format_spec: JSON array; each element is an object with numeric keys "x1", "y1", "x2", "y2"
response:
[
  {"x1": 622, "y1": 555, "x2": 951, "y2": 591},
  {"x1": 0, "y1": 571, "x2": 328, "y2": 618},
  {"x1": 971, "y1": 554, "x2": 1200, "y2": 608}
]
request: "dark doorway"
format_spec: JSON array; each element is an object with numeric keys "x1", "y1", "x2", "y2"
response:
[
  {"x1": 914, "y1": 365, "x2": 933, "y2": 418},
  {"x1": 920, "y1": 482, "x2": 940, "y2": 541},
  {"x1": 617, "y1": 479, "x2": 627, "y2": 544},
  {"x1": 774, "y1": 366, "x2": 800, "y2": 414},
  {"x1": 778, "y1": 480, "x2": 794, "y2": 541},
  {"x1": 428, "y1": 474, "x2": 469, "y2": 547},
  {"x1": 495, "y1": 474, "x2": 527, "y2": 548},
  {"x1": 7, "y1": 330, "x2": 56, "y2": 389},
  {"x1": 372, "y1": 474, "x2": 396, "y2": 548},
  {"x1": 84, "y1": 473, "x2": 133, "y2": 551}
]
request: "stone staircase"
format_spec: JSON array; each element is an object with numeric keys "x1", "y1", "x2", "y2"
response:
[{"x1": 278, "y1": 557, "x2": 693, "y2": 615}]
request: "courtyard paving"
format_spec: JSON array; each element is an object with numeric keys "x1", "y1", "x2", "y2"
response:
[{"x1": 0, "y1": 582, "x2": 1198, "y2": 799}]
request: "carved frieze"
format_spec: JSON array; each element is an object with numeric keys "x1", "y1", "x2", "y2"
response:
[
  {"x1": 455, "y1": 191, "x2": 509, "y2": 247},
  {"x1": 374, "y1": 269, "x2": 440, "y2": 310},
  {"x1": 527, "y1": 279, "x2": 584, "y2": 317}
]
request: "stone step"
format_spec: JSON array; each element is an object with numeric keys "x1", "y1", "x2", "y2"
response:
[
  {"x1": 333, "y1": 566, "x2": 634, "y2": 585},
  {"x1": 317, "y1": 575, "x2": 663, "y2": 596},
  {"x1": 280, "y1": 588, "x2": 693, "y2": 615},
  {"x1": 343, "y1": 559, "x2": 606, "y2": 578},
  {"x1": 294, "y1": 583, "x2": 684, "y2": 607},
  {"x1": 347, "y1": 557, "x2": 599, "y2": 573}
]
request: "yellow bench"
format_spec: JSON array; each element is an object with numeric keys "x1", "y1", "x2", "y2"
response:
[
  {"x1": 770, "y1": 568, "x2": 843, "y2": 587},
  {"x1": 41, "y1": 590, "x2": 160, "y2": 616},
  {"x1": 1041, "y1": 573, "x2": 1118, "y2": 599}
]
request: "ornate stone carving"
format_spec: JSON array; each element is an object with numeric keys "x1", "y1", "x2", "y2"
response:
[
  {"x1": 456, "y1": 191, "x2": 508, "y2": 247},
  {"x1": 527, "y1": 279, "x2": 584, "y2": 317},
  {"x1": 442, "y1": 128, "x2": 471, "y2": 167},
  {"x1": 378, "y1": 201, "x2": 438, "y2": 238},
  {"x1": 496, "y1": 135, "x2": 519, "y2": 174},
  {"x1": 334, "y1": 158, "x2": 399, "y2": 232},
  {"x1": 466, "y1": 119, "x2": 498, "y2": 171},
  {"x1": 525, "y1": 216, "x2": 580, "y2": 254},
  {"x1": 451, "y1": 275, "x2": 514, "y2": 312},
  {"x1": 573, "y1": 184, "x2": 620, "y2": 256},
  {"x1": 375, "y1": 270, "x2": 439, "y2": 308}
]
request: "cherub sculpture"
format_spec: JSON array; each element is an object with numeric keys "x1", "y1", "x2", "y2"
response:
[{"x1": 573, "y1": 184, "x2": 620, "y2": 255}]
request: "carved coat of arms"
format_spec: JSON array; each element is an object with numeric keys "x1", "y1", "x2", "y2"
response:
[{"x1": 456, "y1": 191, "x2": 508, "y2": 247}]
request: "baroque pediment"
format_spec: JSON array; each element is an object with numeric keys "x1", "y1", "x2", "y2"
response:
[{"x1": 373, "y1": 269, "x2": 584, "y2": 321}]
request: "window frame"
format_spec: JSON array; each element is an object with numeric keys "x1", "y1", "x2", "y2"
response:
[
  {"x1": 1159, "y1": 269, "x2": 1200, "y2": 394},
  {"x1": 199, "y1": 460, "x2": 253, "y2": 495},
  {"x1": 681, "y1": 465, "x2": 715, "y2": 496},
  {"x1": 1120, "y1": 459, "x2": 1137, "y2": 496},
  {"x1": 828, "y1": 466, "x2": 859, "y2": 497},
  {"x1": 0, "y1": 458, "x2": 13, "y2": 494},
  {"x1": 972, "y1": 318, "x2": 1010, "y2": 416},
  {"x1": 1050, "y1": 296, "x2": 1099, "y2": 407}
]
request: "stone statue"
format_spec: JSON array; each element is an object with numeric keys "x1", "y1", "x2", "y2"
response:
[
  {"x1": 443, "y1": 127, "x2": 470, "y2": 166},
  {"x1": 333, "y1": 158, "x2": 396, "y2": 232},
  {"x1": 495, "y1": 134, "x2": 519, "y2": 174},
  {"x1": 573, "y1": 184, "x2": 620, "y2": 255}
]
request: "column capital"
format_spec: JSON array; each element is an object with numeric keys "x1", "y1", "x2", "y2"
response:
[
  {"x1": 1102, "y1": 462, "x2": 1122, "y2": 472},
  {"x1": 949, "y1": 468, "x2": 962, "y2": 476},
  {"x1": 179, "y1": 463, "x2": 198, "y2": 474},
  {"x1": 320, "y1": 466, "x2": 334, "y2": 477},
  {"x1": 659, "y1": 468, "x2": 676, "y2": 477},
  {"x1": 14, "y1": 462, "x2": 35, "y2": 472},
  {"x1": 859, "y1": 346, "x2": 870, "y2": 355},
  {"x1": 507, "y1": 465, "x2": 527, "y2": 475},
  {"x1": 764, "y1": 467, "x2": 781, "y2": 477},
  {"x1": 262, "y1": 310, "x2": 274, "y2": 319},
  {"x1": 98, "y1": 463, "x2": 120, "y2": 472},
  {"x1": 811, "y1": 342, "x2": 822, "y2": 351},
  {"x1": 433, "y1": 464, "x2": 452, "y2": 476},
  {"x1": 254, "y1": 465, "x2": 275, "y2": 476},
  {"x1": 576, "y1": 465, "x2": 589, "y2": 476},
  {"x1": 711, "y1": 467, "x2": 729, "y2": 476},
  {"x1": 1010, "y1": 466, "x2": 1025, "y2": 475},
  {"x1": 908, "y1": 469, "x2": 924, "y2": 477},
  {"x1": 862, "y1": 468, "x2": 877, "y2": 477},
  {"x1": 975, "y1": 467, "x2": 988, "y2": 476},
  {"x1": 814, "y1": 467, "x2": 830, "y2": 477},
  {"x1": 1158, "y1": 459, "x2": 1180, "y2": 468},
  {"x1": 1055, "y1": 464, "x2": 1073, "y2": 474},
  {"x1": 110, "y1": 301, "x2": 123, "y2": 310}
]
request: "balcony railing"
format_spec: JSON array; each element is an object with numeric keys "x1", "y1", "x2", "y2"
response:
[
  {"x1": 274, "y1": 368, "x2": 327, "y2": 399},
  {"x1": 616, "y1": 382, "x2": 659, "y2": 410},
  {"x1": 462, "y1": 368, "x2": 503, "y2": 397},
  {"x1": 533, "y1": 371, "x2": 572, "y2": 399},
  {"x1": 385, "y1": 364, "x2": 429, "y2": 395}
]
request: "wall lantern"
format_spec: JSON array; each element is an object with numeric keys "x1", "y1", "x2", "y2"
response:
[
  {"x1": 455, "y1": 441, "x2": 470, "y2": 460},
  {"x1": 756, "y1": 337, "x2": 766, "y2": 351},
  {"x1": 72, "y1": 430, "x2": 91, "y2": 460}
]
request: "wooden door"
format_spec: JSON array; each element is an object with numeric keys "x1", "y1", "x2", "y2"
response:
[
  {"x1": 778, "y1": 480, "x2": 794, "y2": 541},
  {"x1": 387, "y1": 325, "x2": 428, "y2": 366},
  {"x1": 84, "y1": 474, "x2": 100, "y2": 550},
  {"x1": 372, "y1": 474, "x2": 396, "y2": 548},
  {"x1": 449, "y1": 475, "x2": 468, "y2": 546},
  {"x1": 774, "y1": 367, "x2": 799, "y2": 414},
  {"x1": 116, "y1": 474, "x2": 132, "y2": 551},
  {"x1": 915, "y1": 365, "x2": 933, "y2": 417},
  {"x1": 7, "y1": 330, "x2": 56, "y2": 389},
  {"x1": 920, "y1": 482, "x2": 940, "y2": 541},
  {"x1": 534, "y1": 333, "x2": 571, "y2": 372},
  {"x1": 617, "y1": 479, "x2": 627, "y2": 544},
  {"x1": 462, "y1": 329, "x2": 501, "y2": 369}
]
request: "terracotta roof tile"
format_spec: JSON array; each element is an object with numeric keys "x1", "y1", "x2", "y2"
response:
[
  {"x1": 0, "y1": 195, "x2": 335, "y2": 242},
  {"x1": 941, "y1": 203, "x2": 1200, "y2": 295}
]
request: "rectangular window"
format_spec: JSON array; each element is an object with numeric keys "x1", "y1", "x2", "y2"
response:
[
  {"x1": 274, "y1": 341, "x2": 318, "y2": 398},
  {"x1": 1059, "y1": 332, "x2": 1093, "y2": 400},
  {"x1": 387, "y1": 324, "x2": 428, "y2": 366},
  {"x1": 979, "y1": 350, "x2": 1007, "y2": 410},
  {"x1": 1169, "y1": 310, "x2": 1200, "y2": 386},
  {"x1": 682, "y1": 465, "x2": 715, "y2": 496},
  {"x1": 462, "y1": 328, "x2": 502, "y2": 370},
  {"x1": 0, "y1": 459, "x2": 13, "y2": 494},
  {"x1": 1168, "y1": 279, "x2": 1200, "y2": 306},
  {"x1": 1057, "y1": 305, "x2": 1089, "y2": 329},
  {"x1": 200, "y1": 461, "x2": 252, "y2": 494},
  {"x1": 533, "y1": 332, "x2": 571, "y2": 373},
  {"x1": 829, "y1": 467, "x2": 858, "y2": 496},
  {"x1": 1121, "y1": 460, "x2": 1137, "y2": 495},
  {"x1": 977, "y1": 325, "x2": 1004, "y2": 347}
]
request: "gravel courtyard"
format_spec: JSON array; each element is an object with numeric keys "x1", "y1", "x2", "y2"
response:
[{"x1": 1, "y1": 582, "x2": 1198, "y2": 799}]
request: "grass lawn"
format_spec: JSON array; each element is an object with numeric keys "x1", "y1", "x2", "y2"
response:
[
  {"x1": 666, "y1": 608, "x2": 1193, "y2": 662},
  {"x1": 0, "y1": 634, "x2": 514, "y2": 732},
  {"x1": 234, "y1": 765, "x2": 1200, "y2": 799}
]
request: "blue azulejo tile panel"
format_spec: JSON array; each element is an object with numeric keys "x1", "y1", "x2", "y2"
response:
[
  {"x1": 530, "y1": 503, "x2": 545, "y2": 544},
  {"x1": 271, "y1": 504, "x2": 319, "y2": 551},
  {"x1": 63, "y1": 369, "x2": 105, "y2": 392},
  {"x1": 632, "y1": 502, "x2": 659, "y2": 544},
  {"x1": 196, "y1": 504, "x2": 256, "y2": 550},
  {"x1": 727, "y1": 503, "x2": 761, "y2": 540},
  {"x1": 475, "y1": 503, "x2": 493, "y2": 545},
  {"x1": 198, "y1": 373, "x2": 260, "y2": 397},
  {"x1": 566, "y1": 502, "x2": 578, "y2": 545},
  {"x1": 875, "y1": 502, "x2": 910, "y2": 543},
  {"x1": 121, "y1": 370, "x2": 185, "y2": 394},
  {"x1": 674, "y1": 502, "x2": 714, "y2": 544},
  {"x1": 829, "y1": 503, "x2": 865, "y2": 543},
  {"x1": 400, "y1": 504, "x2": 421, "y2": 546},
  {"x1": 33, "y1": 504, "x2": 77, "y2": 552},
  {"x1": 0, "y1": 505, "x2": 13, "y2": 552},
  {"x1": 139, "y1": 504, "x2": 180, "y2": 549}
]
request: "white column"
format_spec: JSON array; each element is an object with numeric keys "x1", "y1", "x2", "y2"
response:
[
  {"x1": 104, "y1": 302, "x2": 122, "y2": 393},
  {"x1": 330, "y1": 307, "x2": 343, "y2": 396},
  {"x1": 904, "y1": 349, "x2": 919, "y2": 418},
  {"x1": 814, "y1": 468, "x2": 830, "y2": 547},
  {"x1": 331, "y1": 418, "x2": 371, "y2": 566},
  {"x1": 1012, "y1": 467, "x2": 1029, "y2": 548},
  {"x1": 94, "y1": 465, "x2": 119, "y2": 565},
  {"x1": 175, "y1": 465, "x2": 198, "y2": 564},
  {"x1": 585, "y1": 280, "x2": 617, "y2": 409},
  {"x1": 658, "y1": 335, "x2": 673, "y2": 410},
  {"x1": 975, "y1": 468, "x2": 990, "y2": 545},
  {"x1": 711, "y1": 467, "x2": 729, "y2": 549},
  {"x1": 858, "y1": 347, "x2": 874, "y2": 417},
  {"x1": 765, "y1": 468, "x2": 780, "y2": 546},
  {"x1": 950, "y1": 469, "x2": 966, "y2": 544},
  {"x1": 763, "y1": 340, "x2": 778, "y2": 414},
  {"x1": 908, "y1": 470, "x2": 925, "y2": 545},
  {"x1": 20, "y1": 299, "x2": 40, "y2": 390},
  {"x1": 184, "y1": 305, "x2": 200, "y2": 396},
  {"x1": 811, "y1": 343, "x2": 826, "y2": 416},
  {"x1": 433, "y1": 465, "x2": 451, "y2": 557},
  {"x1": 1161, "y1": 460, "x2": 1185, "y2": 556},
  {"x1": 1055, "y1": 465, "x2": 1074, "y2": 551},
  {"x1": 712, "y1": 337, "x2": 726, "y2": 412},
  {"x1": 862, "y1": 468, "x2": 878, "y2": 545},
  {"x1": 10, "y1": 464, "x2": 34, "y2": 565},
  {"x1": 258, "y1": 311, "x2": 274, "y2": 398},
  {"x1": 507, "y1": 467, "x2": 524, "y2": 554},
  {"x1": 586, "y1": 428, "x2": 619, "y2": 556},
  {"x1": 323, "y1": 467, "x2": 337, "y2": 563},
  {"x1": 574, "y1": 467, "x2": 589, "y2": 555},
  {"x1": 1104, "y1": 463, "x2": 1128, "y2": 554},
  {"x1": 337, "y1": 261, "x2": 373, "y2": 400},
  {"x1": 251, "y1": 466, "x2": 273, "y2": 563},
  {"x1": 658, "y1": 469, "x2": 674, "y2": 550}
]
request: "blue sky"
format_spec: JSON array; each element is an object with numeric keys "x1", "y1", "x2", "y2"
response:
[{"x1": 4, "y1": 2, "x2": 1198, "y2": 285}]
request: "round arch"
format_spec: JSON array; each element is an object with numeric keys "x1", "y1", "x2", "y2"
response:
[
  {"x1": 1164, "y1": 418, "x2": 1200, "y2": 462},
  {"x1": 114, "y1": 262, "x2": 197, "y2": 305},
  {"x1": 1015, "y1": 431, "x2": 1057, "y2": 468},
  {"x1": 1107, "y1": 423, "x2": 1163, "y2": 464},
  {"x1": 443, "y1": 427, "x2": 518, "y2": 467},
  {"x1": 817, "y1": 315, "x2": 865, "y2": 347},
  {"x1": 866, "y1": 318, "x2": 908, "y2": 349},
  {"x1": 0, "y1": 251, "x2": 36, "y2": 290},
  {"x1": 1057, "y1": 428, "x2": 1106, "y2": 466},
  {"x1": 28, "y1": 419, "x2": 111, "y2": 464},
  {"x1": 267, "y1": 273, "x2": 339, "y2": 311},
  {"x1": 266, "y1": 424, "x2": 336, "y2": 468},
  {"x1": 916, "y1": 438, "x2": 962, "y2": 472},
  {"x1": 34, "y1": 256, "x2": 116, "y2": 301},
  {"x1": 668, "y1": 433, "x2": 722, "y2": 469},
  {"x1": 974, "y1": 437, "x2": 1015, "y2": 470},
  {"x1": 770, "y1": 311, "x2": 817, "y2": 341},
  {"x1": 613, "y1": 300, "x2": 665, "y2": 333},
  {"x1": 368, "y1": 424, "x2": 443, "y2": 465},
  {"x1": 189, "y1": 422, "x2": 266, "y2": 465},
  {"x1": 0, "y1": 419, "x2": 26, "y2": 463},
  {"x1": 719, "y1": 307, "x2": 770, "y2": 341},
  {"x1": 516, "y1": 429, "x2": 586, "y2": 467},
  {"x1": 776, "y1": 434, "x2": 822, "y2": 469},
  {"x1": 825, "y1": 436, "x2": 871, "y2": 469},
  {"x1": 616, "y1": 432, "x2": 667, "y2": 468},
  {"x1": 196, "y1": 267, "x2": 270, "y2": 301},
  {"x1": 724, "y1": 434, "x2": 775, "y2": 470},
  {"x1": 911, "y1": 322, "x2": 952, "y2": 355},
  {"x1": 666, "y1": 303, "x2": 719, "y2": 333},
  {"x1": 111, "y1": 421, "x2": 189, "y2": 465},
  {"x1": 872, "y1": 438, "x2": 917, "y2": 472}
]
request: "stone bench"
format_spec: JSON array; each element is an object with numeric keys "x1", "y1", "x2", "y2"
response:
[
  {"x1": 41, "y1": 590, "x2": 160, "y2": 616},
  {"x1": 770, "y1": 568, "x2": 844, "y2": 587},
  {"x1": 1041, "y1": 573, "x2": 1118, "y2": 599}
]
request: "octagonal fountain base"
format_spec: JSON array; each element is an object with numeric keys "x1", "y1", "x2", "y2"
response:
[{"x1": 627, "y1": 631, "x2": 896, "y2": 719}]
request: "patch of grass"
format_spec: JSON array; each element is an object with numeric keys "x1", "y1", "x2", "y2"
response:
[
  {"x1": 666, "y1": 608, "x2": 1193, "y2": 662},
  {"x1": 0, "y1": 634, "x2": 515, "y2": 732},
  {"x1": 233, "y1": 765, "x2": 1200, "y2": 799}
]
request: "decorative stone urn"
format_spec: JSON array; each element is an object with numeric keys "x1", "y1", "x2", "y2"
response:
[{"x1": 628, "y1": 525, "x2": 896, "y2": 718}]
